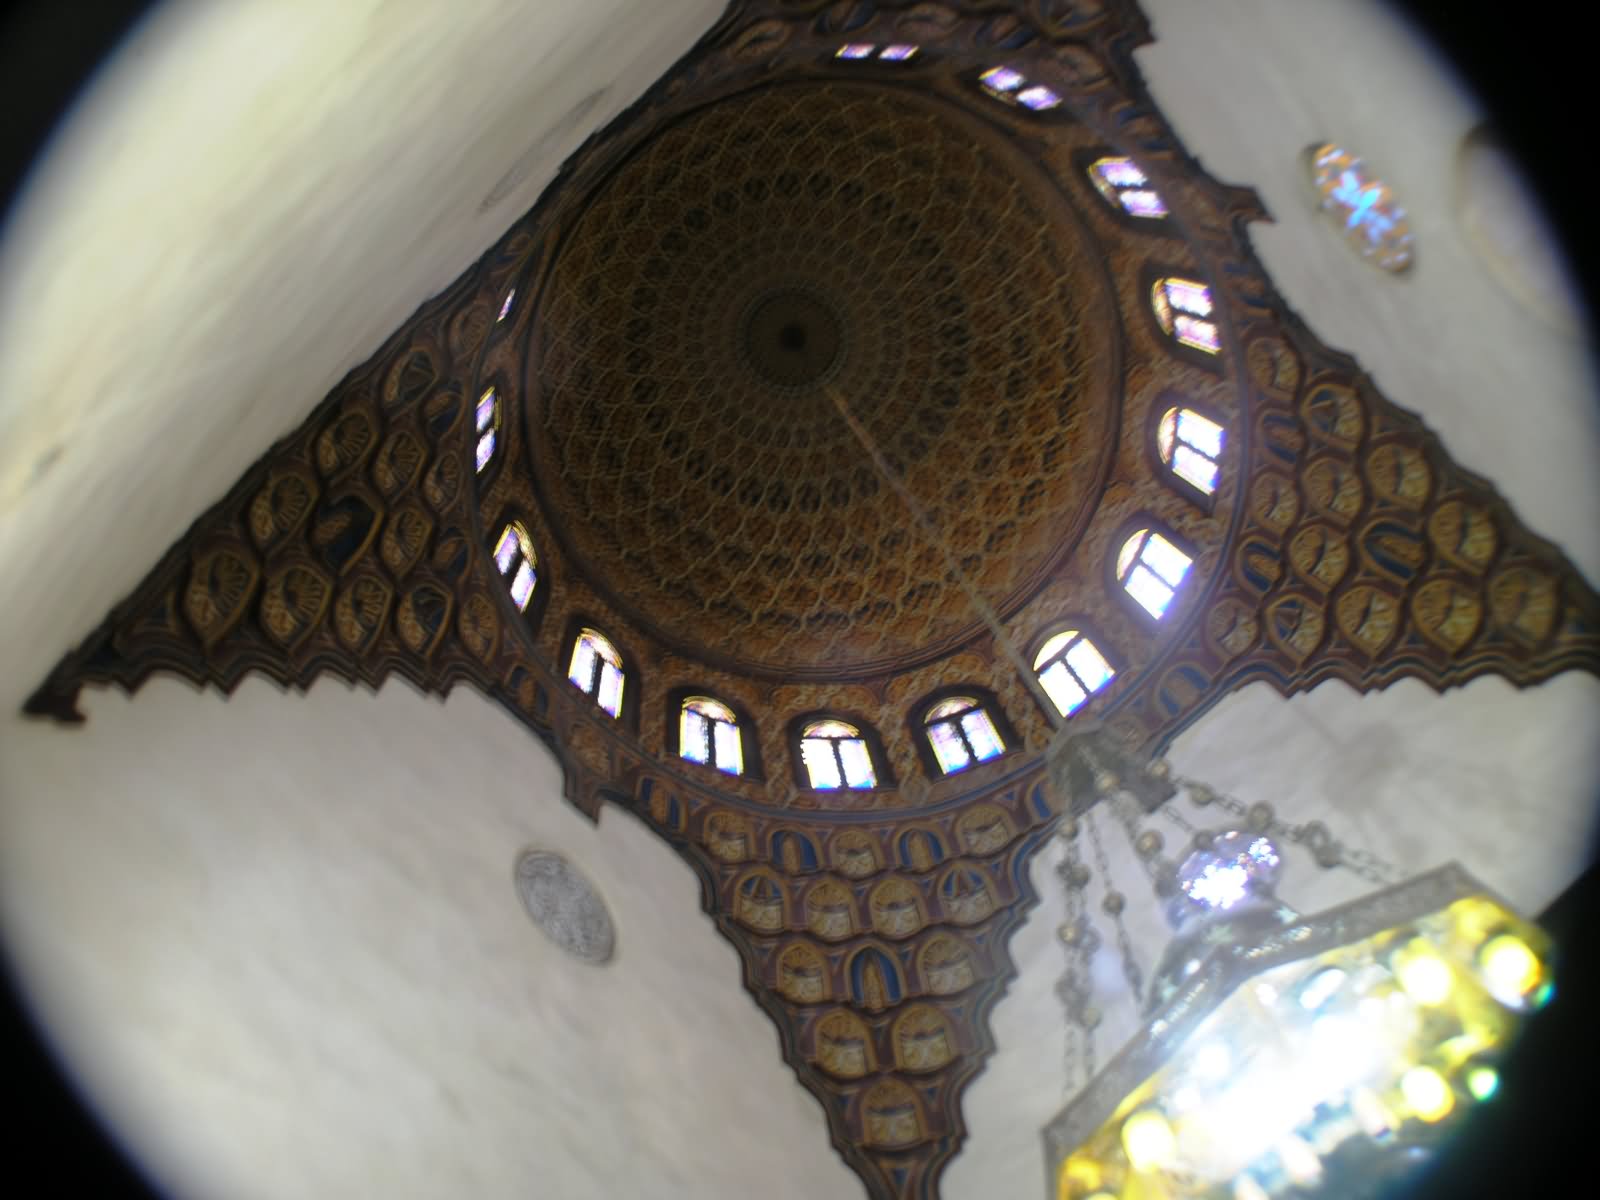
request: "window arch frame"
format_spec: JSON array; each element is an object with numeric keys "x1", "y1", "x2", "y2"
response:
[
  {"x1": 907, "y1": 684, "x2": 1020, "y2": 781},
  {"x1": 485, "y1": 512, "x2": 549, "y2": 633},
  {"x1": 1146, "y1": 393, "x2": 1227, "y2": 511},
  {"x1": 665, "y1": 686, "x2": 764, "y2": 780},
  {"x1": 788, "y1": 711, "x2": 894, "y2": 793},
  {"x1": 1077, "y1": 149, "x2": 1176, "y2": 230},
  {"x1": 1025, "y1": 622, "x2": 1122, "y2": 721},
  {"x1": 1107, "y1": 518, "x2": 1200, "y2": 625},
  {"x1": 559, "y1": 615, "x2": 640, "y2": 731},
  {"x1": 1141, "y1": 265, "x2": 1226, "y2": 370}
]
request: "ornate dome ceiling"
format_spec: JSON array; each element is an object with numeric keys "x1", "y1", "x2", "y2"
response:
[{"x1": 529, "y1": 82, "x2": 1117, "y2": 676}]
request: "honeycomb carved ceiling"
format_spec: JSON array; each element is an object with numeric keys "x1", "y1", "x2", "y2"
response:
[{"x1": 530, "y1": 82, "x2": 1118, "y2": 677}]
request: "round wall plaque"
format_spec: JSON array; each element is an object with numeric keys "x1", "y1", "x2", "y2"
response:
[{"x1": 513, "y1": 850, "x2": 615, "y2": 964}]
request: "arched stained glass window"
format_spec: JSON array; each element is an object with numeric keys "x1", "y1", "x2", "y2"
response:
[
  {"x1": 836, "y1": 43, "x2": 918, "y2": 61},
  {"x1": 923, "y1": 697, "x2": 1005, "y2": 775},
  {"x1": 681, "y1": 696, "x2": 743, "y2": 776},
  {"x1": 1088, "y1": 156, "x2": 1168, "y2": 219},
  {"x1": 1032, "y1": 630, "x2": 1115, "y2": 717},
  {"x1": 492, "y1": 521, "x2": 537, "y2": 611},
  {"x1": 1158, "y1": 406, "x2": 1225, "y2": 495},
  {"x1": 1308, "y1": 143, "x2": 1414, "y2": 272},
  {"x1": 1152, "y1": 277, "x2": 1220, "y2": 354},
  {"x1": 801, "y1": 720, "x2": 877, "y2": 790},
  {"x1": 979, "y1": 66, "x2": 1060, "y2": 111},
  {"x1": 1117, "y1": 528, "x2": 1194, "y2": 619},
  {"x1": 475, "y1": 386, "x2": 499, "y2": 473},
  {"x1": 568, "y1": 628, "x2": 624, "y2": 718}
]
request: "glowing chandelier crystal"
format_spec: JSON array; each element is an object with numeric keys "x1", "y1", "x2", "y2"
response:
[{"x1": 1040, "y1": 727, "x2": 1553, "y2": 1200}]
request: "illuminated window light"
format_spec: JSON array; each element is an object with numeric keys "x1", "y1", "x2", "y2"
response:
[
  {"x1": 568, "y1": 628, "x2": 625, "y2": 718},
  {"x1": 1308, "y1": 142, "x2": 1414, "y2": 272},
  {"x1": 836, "y1": 43, "x2": 875, "y2": 59},
  {"x1": 497, "y1": 289, "x2": 515, "y2": 322},
  {"x1": 801, "y1": 719, "x2": 876, "y2": 789},
  {"x1": 1017, "y1": 85, "x2": 1061, "y2": 111},
  {"x1": 924, "y1": 696, "x2": 1005, "y2": 775},
  {"x1": 680, "y1": 696, "x2": 743, "y2": 776},
  {"x1": 980, "y1": 66, "x2": 1025, "y2": 94},
  {"x1": 475, "y1": 386, "x2": 498, "y2": 473},
  {"x1": 1116, "y1": 528, "x2": 1193, "y2": 619},
  {"x1": 1152, "y1": 278, "x2": 1221, "y2": 355},
  {"x1": 1399, "y1": 1066, "x2": 1454, "y2": 1123},
  {"x1": 1158, "y1": 406, "x2": 1225, "y2": 496},
  {"x1": 1088, "y1": 156, "x2": 1168, "y2": 217},
  {"x1": 1032, "y1": 629, "x2": 1115, "y2": 717},
  {"x1": 492, "y1": 522, "x2": 537, "y2": 611},
  {"x1": 878, "y1": 44, "x2": 918, "y2": 61}
]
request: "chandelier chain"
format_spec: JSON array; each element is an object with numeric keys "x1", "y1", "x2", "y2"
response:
[{"x1": 1086, "y1": 808, "x2": 1145, "y2": 1006}]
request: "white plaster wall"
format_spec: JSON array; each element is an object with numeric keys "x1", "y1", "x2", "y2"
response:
[
  {"x1": 0, "y1": 679, "x2": 863, "y2": 1200},
  {"x1": 949, "y1": 3, "x2": 1600, "y2": 1197}
]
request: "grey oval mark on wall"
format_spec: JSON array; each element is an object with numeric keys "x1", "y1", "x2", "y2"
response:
[
  {"x1": 480, "y1": 88, "x2": 609, "y2": 213},
  {"x1": 514, "y1": 849, "x2": 615, "y2": 964}
]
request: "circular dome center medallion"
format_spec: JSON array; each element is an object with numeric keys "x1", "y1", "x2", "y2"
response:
[{"x1": 528, "y1": 82, "x2": 1120, "y2": 676}]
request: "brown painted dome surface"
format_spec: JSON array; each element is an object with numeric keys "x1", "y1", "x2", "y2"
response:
[{"x1": 528, "y1": 82, "x2": 1119, "y2": 676}]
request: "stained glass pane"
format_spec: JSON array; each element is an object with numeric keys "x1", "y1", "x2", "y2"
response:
[
  {"x1": 981, "y1": 66, "x2": 1024, "y2": 93},
  {"x1": 509, "y1": 561, "x2": 536, "y2": 611},
  {"x1": 476, "y1": 430, "x2": 496, "y2": 473},
  {"x1": 805, "y1": 719, "x2": 859, "y2": 739},
  {"x1": 1095, "y1": 157, "x2": 1147, "y2": 189},
  {"x1": 1163, "y1": 279, "x2": 1213, "y2": 316},
  {"x1": 687, "y1": 696, "x2": 736, "y2": 723},
  {"x1": 839, "y1": 738, "x2": 877, "y2": 788},
  {"x1": 1125, "y1": 563, "x2": 1177, "y2": 619},
  {"x1": 1158, "y1": 408, "x2": 1178, "y2": 462},
  {"x1": 1172, "y1": 444, "x2": 1219, "y2": 494},
  {"x1": 1065, "y1": 638, "x2": 1114, "y2": 693},
  {"x1": 1117, "y1": 530, "x2": 1149, "y2": 580},
  {"x1": 1174, "y1": 314, "x2": 1221, "y2": 354},
  {"x1": 587, "y1": 632, "x2": 622, "y2": 668},
  {"x1": 1017, "y1": 86, "x2": 1061, "y2": 111},
  {"x1": 927, "y1": 697, "x2": 977, "y2": 722},
  {"x1": 497, "y1": 290, "x2": 515, "y2": 322},
  {"x1": 494, "y1": 526, "x2": 521, "y2": 575},
  {"x1": 1142, "y1": 531, "x2": 1193, "y2": 588},
  {"x1": 960, "y1": 709, "x2": 1004, "y2": 761},
  {"x1": 1039, "y1": 661, "x2": 1088, "y2": 716},
  {"x1": 836, "y1": 43, "x2": 874, "y2": 59},
  {"x1": 928, "y1": 720, "x2": 972, "y2": 774},
  {"x1": 713, "y1": 719, "x2": 743, "y2": 776},
  {"x1": 568, "y1": 637, "x2": 597, "y2": 692},
  {"x1": 476, "y1": 388, "x2": 497, "y2": 431},
  {"x1": 1119, "y1": 189, "x2": 1168, "y2": 218},
  {"x1": 879, "y1": 44, "x2": 918, "y2": 61},
  {"x1": 596, "y1": 662, "x2": 624, "y2": 718},
  {"x1": 1177, "y1": 409, "x2": 1224, "y2": 457},
  {"x1": 681, "y1": 708, "x2": 710, "y2": 763},
  {"x1": 1034, "y1": 630, "x2": 1078, "y2": 670},
  {"x1": 802, "y1": 738, "x2": 843, "y2": 789}
]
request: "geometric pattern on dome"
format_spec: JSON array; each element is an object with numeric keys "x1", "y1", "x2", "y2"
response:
[{"x1": 530, "y1": 83, "x2": 1117, "y2": 676}]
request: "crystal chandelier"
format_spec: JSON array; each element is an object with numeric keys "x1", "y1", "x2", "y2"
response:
[{"x1": 1039, "y1": 725, "x2": 1554, "y2": 1200}]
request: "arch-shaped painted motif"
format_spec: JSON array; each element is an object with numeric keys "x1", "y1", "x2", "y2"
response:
[
  {"x1": 771, "y1": 828, "x2": 822, "y2": 874},
  {"x1": 955, "y1": 803, "x2": 1016, "y2": 857},
  {"x1": 918, "y1": 933, "x2": 978, "y2": 996},
  {"x1": 733, "y1": 868, "x2": 786, "y2": 933},
  {"x1": 704, "y1": 810, "x2": 755, "y2": 863},
  {"x1": 847, "y1": 944, "x2": 905, "y2": 1012},
  {"x1": 938, "y1": 865, "x2": 998, "y2": 925},
  {"x1": 861, "y1": 1079, "x2": 926, "y2": 1148},
  {"x1": 776, "y1": 941, "x2": 830, "y2": 1004},
  {"x1": 814, "y1": 1008, "x2": 876, "y2": 1079},
  {"x1": 892, "y1": 1004, "x2": 957, "y2": 1073},
  {"x1": 869, "y1": 877, "x2": 928, "y2": 939},
  {"x1": 895, "y1": 826, "x2": 947, "y2": 872},
  {"x1": 830, "y1": 829, "x2": 883, "y2": 879},
  {"x1": 805, "y1": 878, "x2": 857, "y2": 942}
]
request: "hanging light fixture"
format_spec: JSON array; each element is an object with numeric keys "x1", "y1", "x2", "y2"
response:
[{"x1": 1039, "y1": 725, "x2": 1554, "y2": 1200}]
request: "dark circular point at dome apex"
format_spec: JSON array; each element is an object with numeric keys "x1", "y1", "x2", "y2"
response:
[
  {"x1": 526, "y1": 81, "x2": 1121, "y2": 676},
  {"x1": 740, "y1": 286, "x2": 846, "y2": 391}
]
